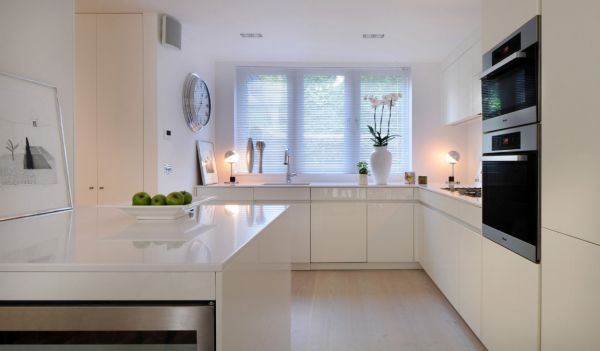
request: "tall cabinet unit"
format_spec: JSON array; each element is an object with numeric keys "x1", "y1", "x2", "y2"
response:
[
  {"x1": 75, "y1": 14, "x2": 144, "y2": 205},
  {"x1": 541, "y1": 1, "x2": 600, "y2": 349}
]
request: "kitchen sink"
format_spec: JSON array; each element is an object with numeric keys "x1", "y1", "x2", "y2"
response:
[{"x1": 262, "y1": 182, "x2": 311, "y2": 186}]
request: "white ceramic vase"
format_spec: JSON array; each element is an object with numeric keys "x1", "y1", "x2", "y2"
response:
[{"x1": 370, "y1": 146, "x2": 392, "y2": 185}]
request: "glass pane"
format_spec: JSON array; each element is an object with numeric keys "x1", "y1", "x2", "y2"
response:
[
  {"x1": 297, "y1": 74, "x2": 350, "y2": 174},
  {"x1": 360, "y1": 73, "x2": 410, "y2": 174},
  {"x1": 235, "y1": 72, "x2": 289, "y2": 173}
]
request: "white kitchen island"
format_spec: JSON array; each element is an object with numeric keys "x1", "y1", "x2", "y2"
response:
[{"x1": 0, "y1": 204, "x2": 292, "y2": 351}]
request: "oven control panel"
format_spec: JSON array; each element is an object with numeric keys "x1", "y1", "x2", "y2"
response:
[{"x1": 492, "y1": 131, "x2": 521, "y2": 151}]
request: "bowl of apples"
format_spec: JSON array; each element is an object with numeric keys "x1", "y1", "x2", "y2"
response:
[{"x1": 109, "y1": 191, "x2": 215, "y2": 220}]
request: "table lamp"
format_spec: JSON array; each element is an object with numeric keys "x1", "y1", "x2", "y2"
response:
[
  {"x1": 445, "y1": 150, "x2": 460, "y2": 189},
  {"x1": 224, "y1": 150, "x2": 239, "y2": 184}
]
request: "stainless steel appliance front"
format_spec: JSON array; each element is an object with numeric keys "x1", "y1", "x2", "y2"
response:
[
  {"x1": 482, "y1": 124, "x2": 540, "y2": 262},
  {"x1": 481, "y1": 16, "x2": 540, "y2": 133},
  {"x1": 0, "y1": 303, "x2": 215, "y2": 350}
]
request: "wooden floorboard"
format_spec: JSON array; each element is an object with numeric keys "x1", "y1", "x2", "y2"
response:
[{"x1": 292, "y1": 270, "x2": 486, "y2": 351}]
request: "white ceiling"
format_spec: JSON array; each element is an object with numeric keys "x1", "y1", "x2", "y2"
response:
[{"x1": 76, "y1": 0, "x2": 481, "y2": 63}]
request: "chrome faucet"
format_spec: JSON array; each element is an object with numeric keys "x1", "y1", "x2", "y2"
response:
[{"x1": 284, "y1": 149, "x2": 297, "y2": 184}]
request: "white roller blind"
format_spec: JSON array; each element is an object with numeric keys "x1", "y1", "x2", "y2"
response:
[{"x1": 235, "y1": 67, "x2": 411, "y2": 174}]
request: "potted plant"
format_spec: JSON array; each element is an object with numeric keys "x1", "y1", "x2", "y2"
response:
[
  {"x1": 356, "y1": 161, "x2": 369, "y2": 186},
  {"x1": 365, "y1": 93, "x2": 401, "y2": 185}
]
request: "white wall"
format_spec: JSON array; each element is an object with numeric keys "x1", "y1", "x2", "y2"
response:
[
  {"x1": 215, "y1": 62, "x2": 470, "y2": 184},
  {"x1": 152, "y1": 15, "x2": 215, "y2": 193},
  {"x1": 0, "y1": 0, "x2": 75, "y2": 191}
]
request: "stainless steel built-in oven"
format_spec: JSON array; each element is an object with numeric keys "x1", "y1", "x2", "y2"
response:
[
  {"x1": 482, "y1": 124, "x2": 540, "y2": 262},
  {"x1": 481, "y1": 16, "x2": 540, "y2": 133},
  {"x1": 0, "y1": 302, "x2": 215, "y2": 350}
]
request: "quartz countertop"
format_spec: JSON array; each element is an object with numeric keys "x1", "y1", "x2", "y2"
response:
[
  {"x1": 0, "y1": 204, "x2": 288, "y2": 272},
  {"x1": 197, "y1": 182, "x2": 482, "y2": 207}
]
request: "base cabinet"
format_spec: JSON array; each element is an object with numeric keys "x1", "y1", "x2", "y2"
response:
[
  {"x1": 457, "y1": 225, "x2": 482, "y2": 337},
  {"x1": 481, "y1": 238, "x2": 540, "y2": 351},
  {"x1": 311, "y1": 202, "x2": 367, "y2": 263},
  {"x1": 541, "y1": 228, "x2": 600, "y2": 351},
  {"x1": 367, "y1": 203, "x2": 413, "y2": 262}
]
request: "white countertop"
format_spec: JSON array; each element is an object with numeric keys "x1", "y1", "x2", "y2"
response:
[
  {"x1": 0, "y1": 204, "x2": 288, "y2": 272},
  {"x1": 197, "y1": 182, "x2": 482, "y2": 207}
]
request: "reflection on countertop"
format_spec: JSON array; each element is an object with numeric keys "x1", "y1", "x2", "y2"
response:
[{"x1": 0, "y1": 203, "x2": 288, "y2": 272}]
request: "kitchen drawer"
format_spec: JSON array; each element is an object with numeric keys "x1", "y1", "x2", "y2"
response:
[
  {"x1": 457, "y1": 201, "x2": 482, "y2": 230},
  {"x1": 254, "y1": 187, "x2": 310, "y2": 201},
  {"x1": 311, "y1": 187, "x2": 367, "y2": 201},
  {"x1": 195, "y1": 187, "x2": 253, "y2": 201},
  {"x1": 367, "y1": 187, "x2": 414, "y2": 201},
  {"x1": 417, "y1": 188, "x2": 459, "y2": 217}
]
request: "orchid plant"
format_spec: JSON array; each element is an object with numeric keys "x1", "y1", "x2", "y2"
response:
[{"x1": 364, "y1": 93, "x2": 401, "y2": 147}]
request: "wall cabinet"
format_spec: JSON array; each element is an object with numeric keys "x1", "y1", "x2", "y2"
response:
[
  {"x1": 75, "y1": 14, "x2": 144, "y2": 205},
  {"x1": 442, "y1": 38, "x2": 482, "y2": 125},
  {"x1": 481, "y1": 238, "x2": 540, "y2": 351}
]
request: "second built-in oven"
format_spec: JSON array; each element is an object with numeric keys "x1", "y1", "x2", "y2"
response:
[{"x1": 482, "y1": 124, "x2": 540, "y2": 262}]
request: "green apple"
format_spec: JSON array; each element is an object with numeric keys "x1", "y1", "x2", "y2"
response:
[
  {"x1": 132, "y1": 192, "x2": 151, "y2": 206},
  {"x1": 151, "y1": 194, "x2": 167, "y2": 206},
  {"x1": 166, "y1": 191, "x2": 185, "y2": 206},
  {"x1": 180, "y1": 191, "x2": 193, "y2": 205}
]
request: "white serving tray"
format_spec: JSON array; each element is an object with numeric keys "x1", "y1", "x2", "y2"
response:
[{"x1": 103, "y1": 196, "x2": 215, "y2": 220}]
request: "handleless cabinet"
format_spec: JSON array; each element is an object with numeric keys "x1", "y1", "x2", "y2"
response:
[{"x1": 310, "y1": 188, "x2": 367, "y2": 263}]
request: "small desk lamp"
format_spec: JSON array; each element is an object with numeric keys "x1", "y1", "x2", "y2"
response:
[
  {"x1": 224, "y1": 150, "x2": 239, "y2": 184},
  {"x1": 445, "y1": 150, "x2": 460, "y2": 190}
]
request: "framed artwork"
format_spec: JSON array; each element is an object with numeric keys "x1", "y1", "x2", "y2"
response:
[
  {"x1": 0, "y1": 72, "x2": 72, "y2": 221},
  {"x1": 197, "y1": 141, "x2": 218, "y2": 185}
]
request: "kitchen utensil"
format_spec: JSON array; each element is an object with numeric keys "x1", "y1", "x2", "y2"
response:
[{"x1": 256, "y1": 140, "x2": 265, "y2": 173}]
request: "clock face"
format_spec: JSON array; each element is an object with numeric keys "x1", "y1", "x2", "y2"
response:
[{"x1": 183, "y1": 73, "x2": 211, "y2": 132}]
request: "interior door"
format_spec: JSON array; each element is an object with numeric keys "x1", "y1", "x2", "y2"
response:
[
  {"x1": 96, "y1": 14, "x2": 144, "y2": 204},
  {"x1": 74, "y1": 14, "x2": 98, "y2": 206}
]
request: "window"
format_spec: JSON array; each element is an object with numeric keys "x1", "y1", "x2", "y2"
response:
[{"x1": 235, "y1": 67, "x2": 411, "y2": 174}]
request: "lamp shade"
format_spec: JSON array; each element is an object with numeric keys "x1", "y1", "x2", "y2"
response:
[
  {"x1": 445, "y1": 150, "x2": 460, "y2": 164},
  {"x1": 224, "y1": 150, "x2": 239, "y2": 164}
]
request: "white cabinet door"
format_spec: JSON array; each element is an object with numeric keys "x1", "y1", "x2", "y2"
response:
[
  {"x1": 542, "y1": 0, "x2": 600, "y2": 246},
  {"x1": 541, "y1": 228, "x2": 600, "y2": 351},
  {"x1": 420, "y1": 206, "x2": 459, "y2": 307},
  {"x1": 443, "y1": 61, "x2": 461, "y2": 125},
  {"x1": 481, "y1": 238, "x2": 540, "y2": 351},
  {"x1": 311, "y1": 202, "x2": 367, "y2": 263},
  {"x1": 367, "y1": 203, "x2": 413, "y2": 262},
  {"x1": 256, "y1": 201, "x2": 310, "y2": 264},
  {"x1": 96, "y1": 14, "x2": 144, "y2": 204},
  {"x1": 482, "y1": 0, "x2": 539, "y2": 53},
  {"x1": 457, "y1": 226, "x2": 482, "y2": 337},
  {"x1": 469, "y1": 40, "x2": 482, "y2": 116},
  {"x1": 75, "y1": 14, "x2": 98, "y2": 206}
]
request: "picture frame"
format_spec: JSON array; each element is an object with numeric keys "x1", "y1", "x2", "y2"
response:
[
  {"x1": 196, "y1": 140, "x2": 218, "y2": 185},
  {"x1": 0, "y1": 72, "x2": 72, "y2": 221}
]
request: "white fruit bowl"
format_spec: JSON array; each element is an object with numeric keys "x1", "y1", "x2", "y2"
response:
[{"x1": 104, "y1": 196, "x2": 215, "y2": 220}]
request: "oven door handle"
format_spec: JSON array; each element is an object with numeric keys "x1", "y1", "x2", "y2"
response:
[
  {"x1": 482, "y1": 155, "x2": 528, "y2": 162},
  {"x1": 480, "y1": 51, "x2": 527, "y2": 79}
]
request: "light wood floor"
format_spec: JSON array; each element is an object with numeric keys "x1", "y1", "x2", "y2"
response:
[{"x1": 292, "y1": 270, "x2": 486, "y2": 351}]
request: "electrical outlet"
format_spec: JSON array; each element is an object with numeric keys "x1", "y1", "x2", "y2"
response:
[{"x1": 163, "y1": 163, "x2": 173, "y2": 176}]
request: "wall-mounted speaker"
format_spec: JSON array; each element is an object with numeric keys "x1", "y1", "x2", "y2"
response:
[{"x1": 161, "y1": 14, "x2": 181, "y2": 50}]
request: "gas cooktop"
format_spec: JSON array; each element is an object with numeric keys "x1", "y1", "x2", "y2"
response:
[{"x1": 441, "y1": 187, "x2": 482, "y2": 198}]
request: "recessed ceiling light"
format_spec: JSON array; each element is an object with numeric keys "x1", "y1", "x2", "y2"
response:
[
  {"x1": 362, "y1": 34, "x2": 385, "y2": 39},
  {"x1": 240, "y1": 33, "x2": 263, "y2": 38}
]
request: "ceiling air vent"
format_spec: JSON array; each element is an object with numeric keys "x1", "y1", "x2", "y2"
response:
[
  {"x1": 362, "y1": 34, "x2": 385, "y2": 39},
  {"x1": 240, "y1": 33, "x2": 263, "y2": 38}
]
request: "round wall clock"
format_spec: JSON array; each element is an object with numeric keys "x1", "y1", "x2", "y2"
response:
[{"x1": 182, "y1": 73, "x2": 211, "y2": 132}]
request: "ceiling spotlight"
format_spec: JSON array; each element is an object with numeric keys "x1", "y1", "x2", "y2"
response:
[
  {"x1": 362, "y1": 34, "x2": 385, "y2": 39},
  {"x1": 240, "y1": 33, "x2": 263, "y2": 38}
]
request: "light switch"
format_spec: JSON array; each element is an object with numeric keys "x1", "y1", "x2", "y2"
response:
[{"x1": 163, "y1": 163, "x2": 173, "y2": 176}]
